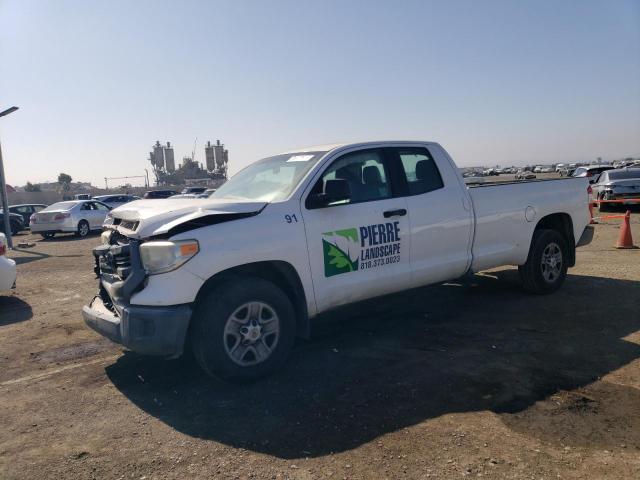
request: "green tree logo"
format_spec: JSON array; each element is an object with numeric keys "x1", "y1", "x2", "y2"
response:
[{"x1": 322, "y1": 228, "x2": 359, "y2": 277}]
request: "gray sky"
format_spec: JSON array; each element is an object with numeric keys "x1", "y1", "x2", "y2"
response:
[{"x1": 1, "y1": 0, "x2": 639, "y2": 187}]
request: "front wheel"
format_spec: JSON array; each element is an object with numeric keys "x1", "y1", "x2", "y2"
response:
[
  {"x1": 519, "y1": 229, "x2": 569, "y2": 294},
  {"x1": 191, "y1": 277, "x2": 296, "y2": 382}
]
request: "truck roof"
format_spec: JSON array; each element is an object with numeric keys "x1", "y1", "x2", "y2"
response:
[{"x1": 278, "y1": 140, "x2": 438, "y2": 155}]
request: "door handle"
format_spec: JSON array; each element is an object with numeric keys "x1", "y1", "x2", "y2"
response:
[{"x1": 383, "y1": 209, "x2": 407, "y2": 218}]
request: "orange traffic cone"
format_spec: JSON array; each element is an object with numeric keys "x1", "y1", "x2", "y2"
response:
[{"x1": 615, "y1": 210, "x2": 636, "y2": 249}]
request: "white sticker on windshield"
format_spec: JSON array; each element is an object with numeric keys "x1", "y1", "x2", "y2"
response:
[{"x1": 286, "y1": 155, "x2": 314, "y2": 163}]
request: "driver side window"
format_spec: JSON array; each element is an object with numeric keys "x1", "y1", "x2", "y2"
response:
[{"x1": 311, "y1": 149, "x2": 391, "y2": 206}]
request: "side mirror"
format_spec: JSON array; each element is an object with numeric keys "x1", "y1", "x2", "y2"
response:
[{"x1": 306, "y1": 179, "x2": 351, "y2": 209}]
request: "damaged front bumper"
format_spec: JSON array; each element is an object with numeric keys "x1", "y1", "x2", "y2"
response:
[
  {"x1": 82, "y1": 235, "x2": 192, "y2": 357},
  {"x1": 82, "y1": 295, "x2": 191, "y2": 357}
]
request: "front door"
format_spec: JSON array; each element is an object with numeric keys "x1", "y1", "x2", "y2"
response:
[{"x1": 301, "y1": 148, "x2": 412, "y2": 313}]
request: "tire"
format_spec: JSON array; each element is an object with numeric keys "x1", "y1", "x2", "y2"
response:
[
  {"x1": 10, "y1": 222, "x2": 21, "y2": 236},
  {"x1": 519, "y1": 229, "x2": 569, "y2": 294},
  {"x1": 191, "y1": 277, "x2": 296, "y2": 382},
  {"x1": 76, "y1": 220, "x2": 90, "y2": 238},
  {"x1": 598, "y1": 194, "x2": 610, "y2": 212},
  {"x1": 41, "y1": 232, "x2": 55, "y2": 239}
]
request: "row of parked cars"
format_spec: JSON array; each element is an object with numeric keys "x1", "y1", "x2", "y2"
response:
[{"x1": 0, "y1": 187, "x2": 217, "y2": 294}]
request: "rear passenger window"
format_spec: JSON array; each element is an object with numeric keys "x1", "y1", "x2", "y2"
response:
[{"x1": 397, "y1": 148, "x2": 443, "y2": 195}]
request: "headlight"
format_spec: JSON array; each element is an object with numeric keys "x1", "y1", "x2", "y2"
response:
[
  {"x1": 101, "y1": 230, "x2": 112, "y2": 245},
  {"x1": 139, "y1": 240, "x2": 199, "y2": 275}
]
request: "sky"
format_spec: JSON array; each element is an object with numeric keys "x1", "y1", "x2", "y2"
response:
[{"x1": 1, "y1": 0, "x2": 639, "y2": 187}]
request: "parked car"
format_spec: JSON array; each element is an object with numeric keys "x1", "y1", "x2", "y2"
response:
[
  {"x1": 0, "y1": 233, "x2": 16, "y2": 292},
  {"x1": 181, "y1": 186, "x2": 207, "y2": 194},
  {"x1": 463, "y1": 176, "x2": 486, "y2": 185},
  {"x1": 515, "y1": 170, "x2": 537, "y2": 180},
  {"x1": 0, "y1": 211, "x2": 26, "y2": 235},
  {"x1": 197, "y1": 188, "x2": 217, "y2": 198},
  {"x1": 572, "y1": 165, "x2": 615, "y2": 183},
  {"x1": 591, "y1": 168, "x2": 640, "y2": 211},
  {"x1": 73, "y1": 194, "x2": 91, "y2": 200},
  {"x1": 30, "y1": 200, "x2": 112, "y2": 239},
  {"x1": 7, "y1": 204, "x2": 48, "y2": 227},
  {"x1": 93, "y1": 195, "x2": 140, "y2": 209},
  {"x1": 143, "y1": 190, "x2": 179, "y2": 199},
  {"x1": 84, "y1": 140, "x2": 592, "y2": 382},
  {"x1": 168, "y1": 194, "x2": 200, "y2": 199}
]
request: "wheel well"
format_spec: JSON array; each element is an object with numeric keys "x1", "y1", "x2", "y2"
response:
[
  {"x1": 534, "y1": 213, "x2": 575, "y2": 266},
  {"x1": 194, "y1": 261, "x2": 310, "y2": 339}
]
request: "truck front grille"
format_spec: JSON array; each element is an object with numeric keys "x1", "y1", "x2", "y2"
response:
[{"x1": 93, "y1": 242, "x2": 132, "y2": 280}]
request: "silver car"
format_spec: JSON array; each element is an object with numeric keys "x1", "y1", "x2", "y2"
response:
[
  {"x1": 591, "y1": 168, "x2": 640, "y2": 210},
  {"x1": 30, "y1": 200, "x2": 112, "y2": 239}
]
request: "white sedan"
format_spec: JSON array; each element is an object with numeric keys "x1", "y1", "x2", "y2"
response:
[
  {"x1": 30, "y1": 200, "x2": 112, "y2": 239},
  {"x1": 0, "y1": 233, "x2": 16, "y2": 292}
]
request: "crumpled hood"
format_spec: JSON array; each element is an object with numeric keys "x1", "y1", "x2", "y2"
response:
[{"x1": 109, "y1": 198, "x2": 267, "y2": 238}]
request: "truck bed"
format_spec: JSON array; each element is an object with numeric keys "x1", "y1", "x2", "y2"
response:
[{"x1": 467, "y1": 177, "x2": 590, "y2": 272}]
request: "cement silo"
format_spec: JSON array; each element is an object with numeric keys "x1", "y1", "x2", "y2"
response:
[
  {"x1": 214, "y1": 140, "x2": 226, "y2": 171},
  {"x1": 205, "y1": 141, "x2": 216, "y2": 171},
  {"x1": 153, "y1": 141, "x2": 165, "y2": 169},
  {"x1": 164, "y1": 142, "x2": 175, "y2": 172}
]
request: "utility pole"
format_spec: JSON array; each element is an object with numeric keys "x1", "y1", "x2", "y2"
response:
[{"x1": 0, "y1": 106, "x2": 19, "y2": 249}]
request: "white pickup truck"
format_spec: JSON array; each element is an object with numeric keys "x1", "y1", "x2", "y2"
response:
[{"x1": 83, "y1": 141, "x2": 592, "y2": 381}]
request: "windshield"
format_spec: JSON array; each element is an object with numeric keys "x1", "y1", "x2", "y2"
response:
[
  {"x1": 210, "y1": 151, "x2": 326, "y2": 202},
  {"x1": 608, "y1": 170, "x2": 640, "y2": 180},
  {"x1": 572, "y1": 167, "x2": 587, "y2": 177},
  {"x1": 42, "y1": 201, "x2": 77, "y2": 211}
]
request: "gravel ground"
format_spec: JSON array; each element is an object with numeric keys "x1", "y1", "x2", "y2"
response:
[{"x1": 1, "y1": 210, "x2": 639, "y2": 479}]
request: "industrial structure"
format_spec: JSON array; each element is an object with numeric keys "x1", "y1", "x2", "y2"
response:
[{"x1": 149, "y1": 140, "x2": 228, "y2": 187}]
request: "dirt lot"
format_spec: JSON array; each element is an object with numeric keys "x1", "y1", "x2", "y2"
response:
[{"x1": 1, "y1": 211, "x2": 639, "y2": 480}]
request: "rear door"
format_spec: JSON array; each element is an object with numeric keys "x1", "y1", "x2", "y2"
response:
[
  {"x1": 12, "y1": 206, "x2": 32, "y2": 225},
  {"x1": 79, "y1": 202, "x2": 97, "y2": 228},
  {"x1": 301, "y1": 148, "x2": 412, "y2": 313},
  {"x1": 389, "y1": 145, "x2": 474, "y2": 286}
]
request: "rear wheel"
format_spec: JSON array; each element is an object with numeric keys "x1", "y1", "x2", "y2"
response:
[
  {"x1": 191, "y1": 277, "x2": 296, "y2": 382},
  {"x1": 519, "y1": 229, "x2": 569, "y2": 294},
  {"x1": 10, "y1": 222, "x2": 21, "y2": 236},
  {"x1": 76, "y1": 220, "x2": 90, "y2": 238}
]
